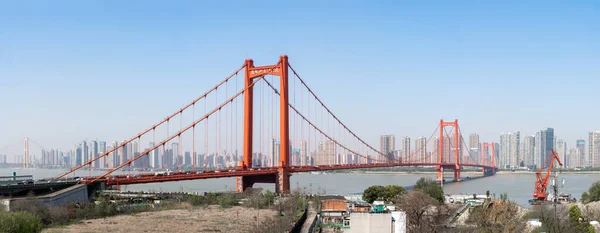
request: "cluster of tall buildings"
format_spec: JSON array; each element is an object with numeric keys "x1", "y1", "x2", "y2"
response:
[
  {"x1": 380, "y1": 128, "x2": 600, "y2": 170},
  {"x1": 35, "y1": 137, "x2": 382, "y2": 170},
  {"x1": 380, "y1": 134, "x2": 468, "y2": 164},
  {"x1": 22, "y1": 128, "x2": 600, "y2": 170},
  {"x1": 0, "y1": 154, "x2": 7, "y2": 164},
  {"x1": 253, "y1": 138, "x2": 374, "y2": 168},
  {"x1": 496, "y1": 128, "x2": 592, "y2": 169},
  {"x1": 35, "y1": 140, "x2": 244, "y2": 170}
]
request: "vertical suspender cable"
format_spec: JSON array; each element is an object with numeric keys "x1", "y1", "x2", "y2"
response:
[
  {"x1": 261, "y1": 78, "x2": 264, "y2": 167},
  {"x1": 270, "y1": 76, "x2": 274, "y2": 167},
  {"x1": 166, "y1": 120, "x2": 169, "y2": 169},
  {"x1": 192, "y1": 104, "x2": 195, "y2": 169},
  {"x1": 225, "y1": 78, "x2": 228, "y2": 167},
  {"x1": 216, "y1": 87, "x2": 219, "y2": 169},
  {"x1": 153, "y1": 128, "x2": 156, "y2": 169},
  {"x1": 204, "y1": 98, "x2": 208, "y2": 170},
  {"x1": 179, "y1": 112, "x2": 182, "y2": 169},
  {"x1": 236, "y1": 73, "x2": 239, "y2": 164},
  {"x1": 235, "y1": 73, "x2": 238, "y2": 164}
]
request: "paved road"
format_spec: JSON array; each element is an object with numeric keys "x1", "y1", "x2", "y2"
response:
[{"x1": 300, "y1": 201, "x2": 317, "y2": 233}]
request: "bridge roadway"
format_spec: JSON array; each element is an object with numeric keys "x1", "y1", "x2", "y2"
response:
[{"x1": 88, "y1": 163, "x2": 495, "y2": 186}]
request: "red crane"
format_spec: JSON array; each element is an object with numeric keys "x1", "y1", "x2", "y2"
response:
[{"x1": 533, "y1": 149, "x2": 563, "y2": 201}]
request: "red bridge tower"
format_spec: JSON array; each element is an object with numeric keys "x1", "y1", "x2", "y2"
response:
[{"x1": 236, "y1": 55, "x2": 291, "y2": 194}]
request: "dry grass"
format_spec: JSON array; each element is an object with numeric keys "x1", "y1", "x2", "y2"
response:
[{"x1": 43, "y1": 205, "x2": 277, "y2": 233}]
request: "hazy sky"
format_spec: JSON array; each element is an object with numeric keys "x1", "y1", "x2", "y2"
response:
[{"x1": 1, "y1": 1, "x2": 599, "y2": 154}]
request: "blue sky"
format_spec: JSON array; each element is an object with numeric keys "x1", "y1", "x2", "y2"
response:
[{"x1": 1, "y1": 1, "x2": 599, "y2": 153}]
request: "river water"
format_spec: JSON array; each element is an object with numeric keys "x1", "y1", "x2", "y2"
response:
[{"x1": 2, "y1": 168, "x2": 598, "y2": 207}]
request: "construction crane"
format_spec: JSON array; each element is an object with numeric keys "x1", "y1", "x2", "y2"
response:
[{"x1": 532, "y1": 149, "x2": 562, "y2": 203}]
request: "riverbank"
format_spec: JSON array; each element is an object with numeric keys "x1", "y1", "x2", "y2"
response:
[{"x1": 43, "y1": 205, "x2": 277, "y2": 233}]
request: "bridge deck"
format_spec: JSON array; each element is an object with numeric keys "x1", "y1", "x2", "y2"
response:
[{"x1": 85, "y1": 163, "x2": 494, "y2": 186}]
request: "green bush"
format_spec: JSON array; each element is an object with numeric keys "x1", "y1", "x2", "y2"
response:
[
  {"x1": 414, "y1": 178, "x2": 444, "y2": 203},
  {"x1": 582, "y1": 181, "x2": 600, "y2": 204},
  {"x1": 186, "y1": 195, "x2": 209, "y2": 206},
  {"x1": 262, "y1": 190, "x2": 276, "y2": 207},
  {"x1": 94, "y1": 200, "x2": 119, "y2": 217},
  {"x1": 217, "y1": 194, "x2": 238, "y2": 208},
  {"x1": 362, "y1": 185, "x2": 406, "y2": 203},
  {"x1": 0, "y1": 211, "x2": 43, "y2": 233}
]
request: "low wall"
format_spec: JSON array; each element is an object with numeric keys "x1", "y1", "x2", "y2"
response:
[
  {"x1": 289, "y1": 208, "x2": 308, "y2": 233},
  {"x1": 1, "y1": 183, "x2": 99, "y2": 211}
]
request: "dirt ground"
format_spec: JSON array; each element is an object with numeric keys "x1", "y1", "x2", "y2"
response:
[{"x1": 43, "y1": 205, "x2": 277, "y2": 233}]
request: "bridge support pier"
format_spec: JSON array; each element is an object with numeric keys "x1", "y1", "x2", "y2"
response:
[
  {"x1": 453, "y1": 168, "x2": 461, "y2": 182},
  {"x1": 235, "y1": 169, "x2": 290, "y2": 194},
  {"x1": 438, "y1": 165, "x2": 461, "y2": 182},
  {"x1": 483, "y1": 167, "x2": 496, "y2": 176},
  {"x1": 236, "y1": 174, "x2": 276, "y2": 193},
  {"x1": 277, "y1": 168, "x2": 290, "y2": 194}
]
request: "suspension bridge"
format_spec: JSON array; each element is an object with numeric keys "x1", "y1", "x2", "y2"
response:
[{"x1": 5, "y1": 55, "x2": 497, "y2": 194}]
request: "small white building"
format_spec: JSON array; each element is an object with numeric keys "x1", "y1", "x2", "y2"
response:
[{"x1": 345, "y1": 211, "x2": 406, "y2": 233}]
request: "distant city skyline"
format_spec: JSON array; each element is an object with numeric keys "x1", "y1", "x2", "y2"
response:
[
  {"x1": 3, "y1": 127, "x2": 600, "y2": 169},
  {"x1": 376, "y1": 128, "x2": 597, "y2": 169}
]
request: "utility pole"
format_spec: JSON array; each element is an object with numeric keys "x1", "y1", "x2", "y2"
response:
[
  {"x1": 440, "y1": 167, "x2": 444, "y2": 188},
  {"x1": 552, "y1": 170, "x2": 559, "y2": 231}
]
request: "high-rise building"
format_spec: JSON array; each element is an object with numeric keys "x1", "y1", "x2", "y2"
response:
[
  {"x1": 317, "y1": 142, "x2": 324, "y2": 165},
  {"x1": 523, "y1": 135, "x2": 535, "y2": 167},
  {"x1": 75, "y1": 144, "x2": 82, "y2": 166},
  {"x1": 589, "y1": 131, "x2": 600, "y2": 168},
  {"x1": 469, "y1": 133, "x2": 480, "y2": 150},
  {"x1": 132, "y1": 141, "x2": 139, "y2": 155},
  {"x1": 148, "y1": 142, "x2": 157, "y2": 168},
  {"x1": 184, "y1": 151, "x2": 191, "y2": 166},
  {"x1": 380, "y1": 135, "x2": 395, "y2": 161},
  {"x1": 271, "y1": 138, "x2": 280, "y2": 167},
  {"x1": 494, "y1": 142, "x2": 500, "y2": 165},
  {"x1": 499, "y1": 131, "x2": 521, "y2": 169},
  {"x1": 170, "y1": 142, "x2": 179, "y2": 167},
  {"x1": 499, "y1": 133, "x2": 510, "y2": 169},
  {"x1": 448, "y1": 135, "x2": 464, "y2": 162},
  {"x1": 469, "y1": 133, "x2": 480, "y2": 163},
  {"x1": 432, "y1": 136, "x2": 453, "y2": 163},
  {"x1": 415, "y1": 137, "x2": 427, "y2": 163},
  {"x1": 568, "y1": 148, "x2": 581, "y2": 169},
  {"x1": 512, "y1": 131, "x2": 520, "y2": 167},
  {"x1": 555, "y1": 139, "x2": 567, "y2": 168},
  {"x1": 111, "y1": 141, "x2": 119, "y2": 168},
  {"x1": 90, "y1": 141, "x2": 98, "y2": 168},
  {"x1": 300, "y1": 140, "x2": 307, "y2": 166},
  {"x1": 98, "y1": 141, "x2": 106, "y2": 168},
  {"x1": 325, "y1": 140, "x2": 336, "y2": 165},
  {"x1": 534, "y1": 132, "x2": 542, "y2": 168},
  {"x1": 544, "y1": 128, "x2": 555, "y2": 168},
  {"x1": 120, "y1": 141, "x2": 129, "y2": 166},
  {"x1": 576, "y1": 140, "x2": 586, "y2": 167},
  {"x1": 106, "y1": 145, "x2": 114, "y2": 169},
  {"x1": 129, "y1": 141, "x2": 144, "y2": 168},
  {"x1": 81, "y1": 141, "x2": 89, "y2": 164},
  {"x1": 402, "y1": 137, "x2": 410, "y2": 162},
  {"x1": 534, "y1": 128, "x2": 555, "y2": 168}
]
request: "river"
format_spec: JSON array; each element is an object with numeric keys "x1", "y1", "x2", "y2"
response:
[{"x1": 1, "y1": 167, "x2": 598, "y2": 207}]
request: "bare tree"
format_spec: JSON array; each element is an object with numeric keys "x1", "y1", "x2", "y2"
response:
[
  {"x1": 531, "y1": 205, "x2": 585, "y2": 233},
  {"x1": 395, "y1": 190, "x2": 449, "y2": 233},
  {"x1": 467, "y1": 200, "x2": 528, "y2": 233}
]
